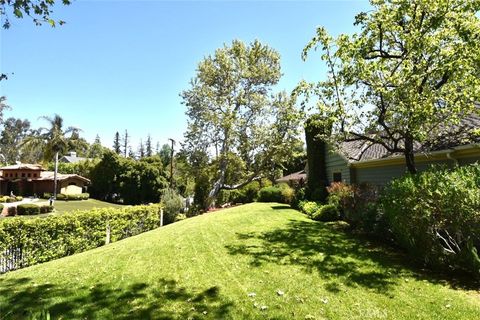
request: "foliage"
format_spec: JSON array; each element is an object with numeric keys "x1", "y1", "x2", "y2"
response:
[
  {"x1": 46, "y1": 159, "x2": 98, "y2": 179},
  {"x1": 89, "y1": 151, "x2": 168, "y2": 205},
  {"x1": 311, "y1": 204, "x2": 341, "y2": 222},
  {"x1": 0, "y1": 204, "x2": 163, "y2": 270},
  {"x1": 182, "y1": 39, "x2": 303, "y2": 204},
  {"x1": 55, "y1": 194, "x2": 67, "y2": 200},
  {"x1": 257, "y1": 186, "x2": 283, "y2": 203},
  {"x1": 0, "y1": 0, "x2": 71, "y2": 29},
  {"x1": 300, "y1": 0, "x2": 480, "y2": 173},
  {"x1": 0, "y1": 204, "x2": 3, "y2": 213},
  {"x1": 304, "y1": 114, "x2": 330, "y2": 201},
  {"x1": 278, "y1": 183, "x2": 295, "y2": 205},
  {"x1": 39, "y1": 205, "x2": 54, "y2": 214},
  {"x1": 297, "y1": 200, "x2": 323, "y2": 218},
  {"x1": 327, "y1": 182, "x2": 381, "y2": 232},
  {"x1": 381, "y1": 164, "x2": 480, "y2": 276},
  {"x1": 0, "y1": 117, "x2": 31, "y2": 164},
  {"x1": 55, "y1": 193, "x2": 90, "y2": 201},
  {"x1": 6, "y1": 206, "x2": 16, "y2": 216},
  {"x1": 17, "y1": 204, "x2": 40, "y2": 215},
  {"x1": 161, "y1": 188, "x2": 184, "y2": 225}
]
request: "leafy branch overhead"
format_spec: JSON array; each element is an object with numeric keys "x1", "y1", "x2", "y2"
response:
[
  {"x1": 0, "y1": 0, "x2": 70, "y2": 29},
  {"x1": 298, "y1": 0, "x2": 480, "y2": 173}
]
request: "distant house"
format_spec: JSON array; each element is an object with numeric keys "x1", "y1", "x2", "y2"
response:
[
  {"x1": 59, "y1": 151, "x2": 90, "y2": 164},
  {"x1": 319, "y1": 114, "x2": 480, "y2": 186},
  {"x1": 275, "y1": 169, "x2": 307, "y2": 186},
  {"x1": 0, "y1": 164, "x2": 90, "y2": 196}
]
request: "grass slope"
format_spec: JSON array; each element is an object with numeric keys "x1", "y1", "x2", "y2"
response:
[{"x1": 0, "y1": 203, "x2": 478, "y2": 319}]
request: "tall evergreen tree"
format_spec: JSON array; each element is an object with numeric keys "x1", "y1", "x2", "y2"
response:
[
  {"x1": 138, "y1": 139, "x2": 145, "y2": 159},
  {"x1": 145, "y1": 135, "x2": 153, "y2": 157},
  {"x1": 113, "y1": 131, "x2": 121, "y2": 154},
  {"x1": 122, "y1": 130, "x2": 129, "y2": 158}
]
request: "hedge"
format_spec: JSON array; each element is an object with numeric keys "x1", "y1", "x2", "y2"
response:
[
  {"x1": 381, "y1": 164, "x2": 480, "y2": 276},
  {"x1": 17, "y1": 204, "x2": 40, "y2": 216},
  {"x1": 0, "y1": 204, "x2": 163, "y2": 272}
]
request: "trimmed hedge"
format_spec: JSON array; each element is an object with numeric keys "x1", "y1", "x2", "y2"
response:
[
  {"x1": 0, "y1": 205, "x2": 163, "y2": 271},
  {"x1": 17, "y1": 204, "x2": 40, "y2": 216},
  {"x1": 40, "y1": 205, "x2": 55, "y2": 214},
  {"x1": 298, "y1": 201, "x2": 340, "y2": 222},
  {"x1": 54, "y1": 193, "x2": 89, "y2": 201},
  {"x1": 257, "y1": 184, "x2": 295, "y2": 204},
  {"x1": 6, "y1": 207, "x2": 16, "y2": 217}
]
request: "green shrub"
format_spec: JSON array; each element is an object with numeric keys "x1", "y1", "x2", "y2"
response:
[
  {"x1": 42, "y1": 193, "x2": 52, "y2": 199},
  {"x1": 257, "y1": 186, "x2": 283, "y2": 203},
  {"x1": 278, "y1": 183, "x2": 295, "y2": 205},
  {"x1": 161, "y1": 188, "x2": 184, "y2": 224},
  {"x1": 39, "y1": 205, "x2": 54, "y2": 214},
  {"x1": 174, "y1": 213, "x2": 187, "y2": 222},
  {"x1": 6, "y1": 197, "x2": 16, "y2": 203},
  {"x1": 6, "y1": 206, "x2": 16, "y2": 216},
  {"x1": 56, "y1": 193, "x2": 67, "y2": 200},
  {"x1": 0, "y1": 204, "x2": 3, "y2": 213},
  {"x1": 0, "y1": 204, "x2": 163, "y2": 271},
  {"x1": 0, "y1": 196, "x2": 7, "y2": 203},
  {"x1": 298, "y1": 201, "x2": 322, "y2": 218},
  {"x1": 15, "y1": 196, "x2": 23, "y2": 201},
  {"x1": 382, "y1": 164, "x2": 480, "y2": 276},
  {"x1": 312, "y1": 204, "x2": 340, "y2": 222},
  {"x1": 327, "y1": 182, "x2": 381, "y2": 232},
  {"x1": 291, "y1": 187, "x2": 306, "y2": 209},
  {"x1": 17, "y1": 204, "x2": 41, "y2": 215}
]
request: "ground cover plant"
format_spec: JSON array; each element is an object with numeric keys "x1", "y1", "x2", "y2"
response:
[{"x1": 0, "y1": 203, "x2": 478, "y2": 319}]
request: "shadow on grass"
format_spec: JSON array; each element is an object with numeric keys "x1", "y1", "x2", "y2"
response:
[
  {"x1": 0, "y1": 277, "x2": 233, "y2": 319},
  {"x1": 226, "y1": 219, "x2": 479, "y2": 294}
]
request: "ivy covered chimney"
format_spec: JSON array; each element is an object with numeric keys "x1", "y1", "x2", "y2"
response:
[{"x1": 304, "y1": 114, "x2": 331, "y2": 202}]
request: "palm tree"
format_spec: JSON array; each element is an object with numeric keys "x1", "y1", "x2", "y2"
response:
[{"x1": 22, "y1": 114, "x2": 80, "y2": 200}]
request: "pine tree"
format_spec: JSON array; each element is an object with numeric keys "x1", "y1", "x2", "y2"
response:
[
  {"x1": 122, "y1": 130, "x2": 129, "y2": 157},
  {"x1": 145, "y1": 135, "x2": 153, "y2": 157},
  {"x1": 113, "y1": 131, "x2": 121, "y2": 154},
  {"x1": 138, "y1": 139, "x2": 145, "y2": 159}
]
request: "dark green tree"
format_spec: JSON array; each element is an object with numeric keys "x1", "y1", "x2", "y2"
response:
[{"x1": 113, "y1": 131, "x2": 121, "y2": 154}]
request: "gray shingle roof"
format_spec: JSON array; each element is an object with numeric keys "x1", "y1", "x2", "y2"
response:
[{"x1": 338, "y1": 110, "x2": 480, "y2": 163}]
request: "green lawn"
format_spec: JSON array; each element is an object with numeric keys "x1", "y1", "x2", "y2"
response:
[
  {"x1": 0, "y1": 203, "x2": 478, "y2": 319},
  {"x1": 40, "y1": 198, "x2": 125, "y2": 214}
]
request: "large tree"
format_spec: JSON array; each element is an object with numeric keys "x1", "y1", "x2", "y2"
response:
[
  {"x1": 300, "y1": 0, "x2": 480, "y2": 173},
  {"x1": 181, "y1": 40, "x2": 302, "y2": 205},
  {"x1": 0, "y1": 117, "x2": 31, "y2": 164}
]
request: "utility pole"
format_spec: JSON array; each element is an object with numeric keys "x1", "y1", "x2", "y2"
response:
[{"x1": 168, "y1": 138, "x2": 175, "y2": 188}]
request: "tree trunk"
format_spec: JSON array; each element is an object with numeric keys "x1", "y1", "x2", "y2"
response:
[
  {"x1": 404, "y1": 135, "x2": 417, "y2": 174},
  {"x1": 53, "y1": 151, "x2": 59, "y2": 199}
]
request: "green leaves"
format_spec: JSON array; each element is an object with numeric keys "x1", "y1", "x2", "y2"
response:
[{"x1": 301, "y1": 0, "x2": 480, "y2": 173}]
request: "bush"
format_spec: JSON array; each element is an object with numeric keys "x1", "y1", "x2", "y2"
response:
[
  {"x1": 291, "y1": 187, "x2": 306, "y2": 209},
  {"x1": 0, "y1": 197, "x2": 7, "y2": 203},
  {"x1": 17, "y1": 204, "x2": 40, "y2": 216},
  {"x1": 161, "y1": 188, "x2": 184, "y2": 225},
  {"x1": 174, "y1": 213, "x2": 187, "y2": 222},
  {"x1": 6, "y1": 197, "x2": 16, "y2": 203},
  {"x1": 230, "y1": 181, "x2": 261, "y2": 204},
  {"x1": 278, "y1": 183, "x2": 295, "y2": 205},
  {"x1": 0, "y1": 204, "x2": 3, "y2": 213},
  {"x1": 257, "y1": 186, "x2": 283, "y2": 203},
  {"x1": 15, "y1": 196, "x2": 23, "y2": 202},
  {"x1": 40, "y1": 205, "x2": 54, "y2": 214},
  {"x1": 312, "y1": 204, "x2": 340, "y2": 222},
  {"x1": 6, "y1": 206, "x2": 16, "y2": 216},
  {"x1": 327, "y1": 182, "x2": 381, "y2": 232},
  {"x1": 42, "y1": 193, "x2": 52, "y2": 199},
  {"x1": 56, "y1": 193, "x2": 67, "y2": 200},
  {"x1": 298, "y1": 201, "x2": 322, "y2": 218},
  {"x1": 0, "y1": 204, "x2": 163, "y2": 272},
  {"x1": 381, "y1": 164, "x2": 480, "y2": 276}
]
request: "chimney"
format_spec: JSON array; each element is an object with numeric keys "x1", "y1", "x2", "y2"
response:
[{"x1": 69, "y1": 151, "x2": 77, "y2": 157}]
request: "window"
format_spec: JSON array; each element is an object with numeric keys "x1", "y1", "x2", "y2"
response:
[
  {"x1": 15, "y1": 173, "x2": 18, "y2": 178},
  {"x1": 22, "y1": 173, "x2": 26, "y2": 178},
  {"x1": 27, "y1": 173, "x2": 31, "y2": 178},
  {"x1": 33, "y1": 173, "x2": 37, "y2": 177},
  {"x1": 333, "y1": 172, "x2": 342, "y2": 182}
]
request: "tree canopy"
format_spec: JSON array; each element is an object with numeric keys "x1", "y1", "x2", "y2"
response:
[
  {"x1": 181, "y1": 39, "x2": 302, "y2": 206},
  {"x1": 299, "y1": 0, "x2": 480, "y2": 173}
]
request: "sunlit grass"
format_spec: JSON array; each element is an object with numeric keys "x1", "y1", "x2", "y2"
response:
[{"x1": 0, "y1": 203, "x2": 478, "y2": 319}]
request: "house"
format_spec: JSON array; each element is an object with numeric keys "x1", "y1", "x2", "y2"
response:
[
  {"x1": 59, "y1": 151, "x2": 90, "y2": 164},
  {"x1": 317, "y1": 114, "x2": 480, "y2": 186},
  {"x1": 275, "y1": 169, "x2": 307, "y2": 186},
  {"x1": 0, "y1": 164, "x2": 90, "y2": 196}
]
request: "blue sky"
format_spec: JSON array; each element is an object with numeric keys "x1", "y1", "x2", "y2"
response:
[{"x1": 0, "y1": 0, "x2": 369, "y2": 149}]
